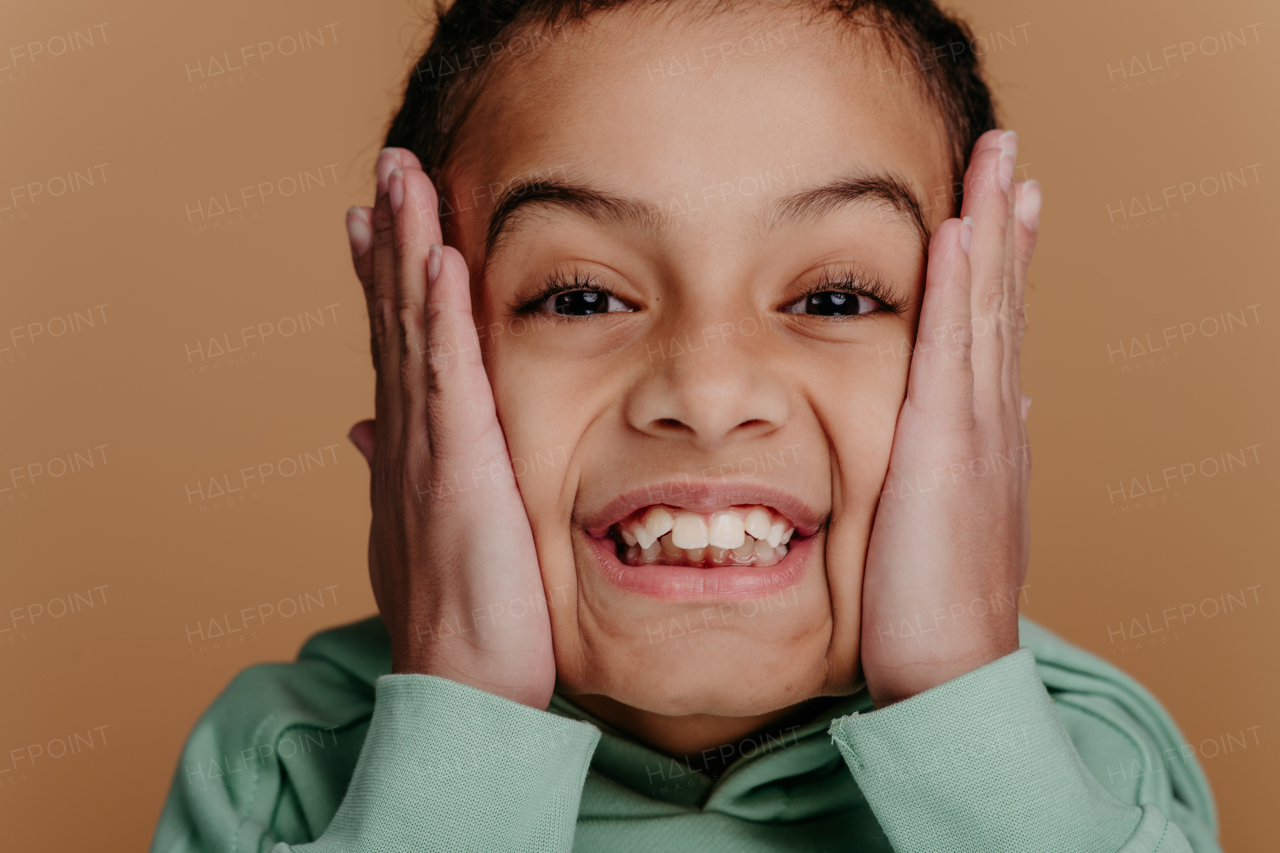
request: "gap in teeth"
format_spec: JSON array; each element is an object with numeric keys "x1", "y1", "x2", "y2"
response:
[{"x1": 613, "y1": 505, "x2": 794, "y2": 567}]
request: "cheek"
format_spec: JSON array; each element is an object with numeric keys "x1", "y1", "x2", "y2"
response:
[
  {"x1": 486, "y1": 332, "x2": 630, "y2": 549},
  {"x1": 821, "y1": 341, "x2": 911, "y2": 504},
  {"x1": 487, "y1": 341, "x2": 575, "y2": 522}
]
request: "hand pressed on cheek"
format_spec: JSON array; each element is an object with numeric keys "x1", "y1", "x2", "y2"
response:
[
  {"x1": 859, "y1": 129, "x2": 1038, "y2": 708},
  {"x1": 346, "y1": 147, "x2": 557, "y2": 709}
]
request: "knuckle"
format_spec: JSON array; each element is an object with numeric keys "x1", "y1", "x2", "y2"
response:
[
  {"x1": 372, "y1": 211, "x2": 396, "y2": 246},
  {"x1": 423, "y1": 341, "x2": 454, "y2": 390},
  {"x1": 424, "y1": 294, "x2": 448, "y2": 328},
  {"x1": 398, "y1": 306, "x2": 424, "y2": 340},
  {"x1": 400, "y1": 327, "x2": 426, "y2": 370},
  {"x1": 945, "y1": 319, "x2": 974, "y2": 349},
  {"x1": 394, "y1": 224, "x2": 425, "y2": 259},
  {"x1": 399, "y1": 359, "x2": 417, "y2": 400},
  {"x1": 373, "y1": 298, "x2": 399, "y2": 367},
  {"x1": 921, "y1": 320, "x2": 972, "y2": 363},
  {"x1": 374, "y1": 296, "x2": 398, "y2": 332},
  {"x1": 967, "y1": 173, "x2": 995, "y2": 201},
  {"x1": 981, "y1": 283, "x2": 1005, "y2": 314}
]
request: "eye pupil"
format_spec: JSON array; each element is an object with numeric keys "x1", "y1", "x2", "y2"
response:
[
  {"x1": 806, "y1": 291, "x2": 858, "y2": 316},
  {"x1": 553, "y1": 290, "x2": 610, "y2": 315}
]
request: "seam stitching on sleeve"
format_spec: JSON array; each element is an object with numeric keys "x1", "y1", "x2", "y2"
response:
[
  {"x1": 1152, "y1": 813, "x2": 1170, "y2": 852},
  {"x1": 829, "y1": 730, "x2": 864, "y2": 771},
  {"x1": 235, "y1": 714, "x2": 280, "y2": 853}
]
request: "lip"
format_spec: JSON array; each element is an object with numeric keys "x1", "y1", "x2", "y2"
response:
[
  {"x1": 581, "y1": 524, "x2": 818, "y2": 600},
  {"x1": 579, "y1": 479, "x2": 826, "y2": 539}
]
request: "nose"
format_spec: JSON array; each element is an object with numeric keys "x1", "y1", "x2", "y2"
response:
[{"x1": 625, "y1": 325, "x2": 790, "y2": 451}]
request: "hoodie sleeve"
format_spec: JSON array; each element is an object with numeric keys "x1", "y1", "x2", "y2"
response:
[
  {"x1": 151, "y1": 658, "x2": 599, "y2": 853},
  {"x1": 283, "y1": 675, "x2": 601, "y2": 853},
  {"x1": 827, "y1": 630, "x2": 1219, "y2": 853}
]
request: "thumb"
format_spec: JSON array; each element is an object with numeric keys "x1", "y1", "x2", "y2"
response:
[{"x1": 348, "y1": 419, "x2": 375, "y2": 465}]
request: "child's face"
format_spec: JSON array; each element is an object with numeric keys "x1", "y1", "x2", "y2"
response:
[{"x1": 442, "y1": 6, "x2": 952, "y2": 716}]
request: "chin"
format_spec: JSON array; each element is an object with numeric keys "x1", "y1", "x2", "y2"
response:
[
  {"x1": 579, "y1": 635, "x2": 835, "y2": 718},
  {"x1": 552, "y1": 524, "x2": 839, "y2": 718},
  {"x1": 537, "y1": 476, "x2": 873, "y2": 716}
]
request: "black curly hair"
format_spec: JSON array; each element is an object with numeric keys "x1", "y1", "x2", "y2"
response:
[{"x1": 385, "y1": 0, "x2": 997, "y2": 222}]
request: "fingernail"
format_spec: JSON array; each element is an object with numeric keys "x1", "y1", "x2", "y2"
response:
[
  {"x1": 1017, "y1": 180, "x2": 1041, "y2": 232},
  {"x1": 427, "y1": 243, "x2": 443, "y2": 283},
  {"x1": 346, "y1": 206, "x2": 371, "y2": 256},
  {"x1": 376, "y1": 148, "x2": 399, "y2": 196},
  {"x1": 999, "y1": 129, "x2": 1018, "y2": 158},
  {"x1": 959, "y1": 216, "x2": 973, "y2": 254},
  {"x1": 1021, "y1": 395, "x2": 1032, "y2": 421},
  {"x1": 389, "y1": 168, "x2": 404, "y2": 214},
  {"x1": 998, "y1": 149, "x2": 1015, "y2": 193}
]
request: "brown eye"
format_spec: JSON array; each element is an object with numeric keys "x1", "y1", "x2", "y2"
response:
[
  {"x1": 540, "y1": 289, "x2": 631, "y2": 316},
  {"x1": 783, "y1": 290, "x2": 879, "y2": 317}
]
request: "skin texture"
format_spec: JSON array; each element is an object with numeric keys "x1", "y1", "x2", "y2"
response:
[{"x1": 344, "y1": 5, "x2": 1040, "y2": 757}]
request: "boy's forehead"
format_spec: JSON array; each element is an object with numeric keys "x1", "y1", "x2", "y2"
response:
[{"x1": 446, "y1": 6, "x2": 953, "y2": 253}]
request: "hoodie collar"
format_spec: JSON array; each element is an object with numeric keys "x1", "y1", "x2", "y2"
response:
[{"x1": 548, "y1": 688, "x2": 874, "y2": 815}]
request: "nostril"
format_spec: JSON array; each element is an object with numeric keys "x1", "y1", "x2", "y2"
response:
[{"x1": 656, "y1": 418, "x2": 684, "y2": 428}]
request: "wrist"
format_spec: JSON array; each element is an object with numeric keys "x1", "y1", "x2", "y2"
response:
[
  {"x1": 866, "y1": 635, "x2": 1019, "y2": 708},
  {"x1": 392, "y1": 645, "x2": 554, "y2": 710}
]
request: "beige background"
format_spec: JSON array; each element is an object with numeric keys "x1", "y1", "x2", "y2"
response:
[{"x1": 0, "y1": 0, "x2": 1275, "y2": 849}]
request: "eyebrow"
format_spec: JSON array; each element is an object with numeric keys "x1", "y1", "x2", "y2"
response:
[
  {"x1": 768, "y1": 174, "x2": 930, "y2": 246},
  {"x1": 483, "y1": 172, "x2": 929, "y2": 260}
]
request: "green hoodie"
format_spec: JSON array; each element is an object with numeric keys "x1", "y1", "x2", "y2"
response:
[{"x1": 150, "y1": 615, "x2": 1219, "y2": 852}]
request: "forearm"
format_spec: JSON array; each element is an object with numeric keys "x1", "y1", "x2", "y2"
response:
[
  {"x1": 829, "y1": 649, "x2": 1198, "y2": 853},
  {"x1": 287, "y1": 675, "x2": 600, "y2": 853}
]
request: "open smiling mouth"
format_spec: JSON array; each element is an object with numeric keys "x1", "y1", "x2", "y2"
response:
[
  {"x1": 579, "y1": 482, "x2": 822, "y2": 597},
  {"x1": 608, "y1": 504, "x2": 796, "y2": 568}
]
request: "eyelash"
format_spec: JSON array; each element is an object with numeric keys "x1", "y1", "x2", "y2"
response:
[
  {"x1": 788, "y1": 269, "x2": 908, "y2": 317},
  {"x1": 510, "y1": 267, "x2": 906, "y2": 317},
  {"x1": 512, "y1": 270, "x2": 630, "y2": 318}
]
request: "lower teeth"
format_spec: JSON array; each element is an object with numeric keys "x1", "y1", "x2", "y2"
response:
[{"x1": 616, "y1": 533, "x2": 788, "y2": 567}]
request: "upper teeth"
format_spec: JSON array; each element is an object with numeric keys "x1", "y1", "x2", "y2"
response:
[
  {"x1": 612, "y1": 504, "x2": 795, "y2": 567},
  {"x1": 744, "y1": 507, "x2": 771, "y2": 540},
  {"x1": 671, "y1": 513, "x2": 710, "y2": 548}
]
